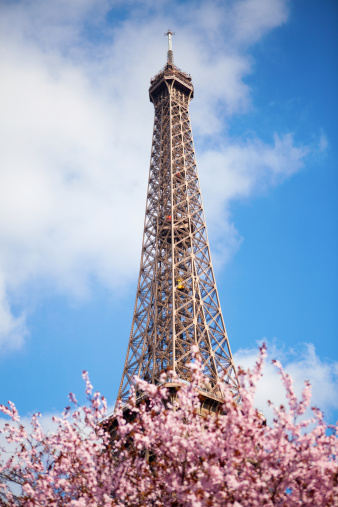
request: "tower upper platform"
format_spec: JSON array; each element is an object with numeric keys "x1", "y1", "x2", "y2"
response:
[
  {"x1": 149, "y1": 62, "x2": 194, "y2": 105},
  {"x1": 149, "y1": 33, "x2": 194, "y2": 106}
]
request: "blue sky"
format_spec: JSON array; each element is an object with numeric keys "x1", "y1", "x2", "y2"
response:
[{"x1": 0, "y1": 0, "x2": 337, "y2": 425}]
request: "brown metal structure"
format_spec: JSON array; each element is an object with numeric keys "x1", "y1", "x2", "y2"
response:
[{"x1": 118, "y1": 33, "x2": 240, "y2": 405}]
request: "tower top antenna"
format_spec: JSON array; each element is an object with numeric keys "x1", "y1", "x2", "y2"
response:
[{"x1": 164, "y1": 29, "x2": 175, "y2": 64}]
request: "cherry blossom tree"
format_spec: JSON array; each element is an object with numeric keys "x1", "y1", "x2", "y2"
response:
[{"x1": 1, "y1": 346, "x2": 337, "y2": 506}]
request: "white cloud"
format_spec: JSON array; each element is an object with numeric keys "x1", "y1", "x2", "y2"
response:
[
  {"x1": 234, "y1": 341, "x2": 338, "y2": 424},
  {"x1": 0, "y1": 276, "x2": 27, "y2": 353},
  {"x1": 0, "y1": 0, "x2": 315, "y2": 351},
  {"x1": 0, "y1": 31, "x2": 149, "y2": 297},
  {"x1": 201, "y1": 133, "x2": 307, "y2": 207},
  {"x1": 318, "y1": 131, "x2": 329, "y2": 152},
  {"x1": 230, "y1": 0, "x2": 289, "y2": 45},
  {"x1": 198, "y1": 133, "x2": 308, "y2": 265}
]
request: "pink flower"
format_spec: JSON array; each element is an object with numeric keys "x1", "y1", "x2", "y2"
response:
[{"x1": 0, "y1": 348, "x2": 337, "y2": 506}]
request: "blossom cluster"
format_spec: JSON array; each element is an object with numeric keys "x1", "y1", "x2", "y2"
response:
[{"x1": 0, "y1": 347, "x2": 337, "y2": 506}]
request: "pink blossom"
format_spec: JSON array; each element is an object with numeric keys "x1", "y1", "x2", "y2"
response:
[{"x1": 0, "y1": 347, "x2": 337, "y2": 506}]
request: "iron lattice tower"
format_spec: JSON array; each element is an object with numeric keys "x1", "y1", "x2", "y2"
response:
[{"x1": 118, "y1": 32, "x2": 240, "y2": 405}]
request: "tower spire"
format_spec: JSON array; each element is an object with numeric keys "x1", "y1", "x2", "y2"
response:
[
  {"x1": 117, "y1": 45, "x2": 240, "y2": 409},
  {"x1": 164, "y1": 29, "x2": 175, "y2": 64}
]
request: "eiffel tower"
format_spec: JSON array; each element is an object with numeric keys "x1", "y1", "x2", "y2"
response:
[{"x1": 118, "y1": 31, "x2": 240, "y2": 407}]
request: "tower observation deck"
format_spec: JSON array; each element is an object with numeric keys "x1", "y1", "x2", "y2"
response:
[{"x1": 117, "y1": 32, "x2": 240, "y2": 407}]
